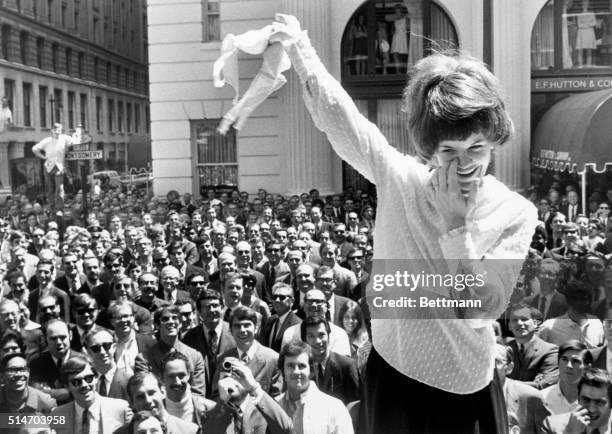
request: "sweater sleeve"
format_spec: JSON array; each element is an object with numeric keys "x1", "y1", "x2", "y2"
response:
[{"x1": 283, "y1": 33, "x2": 420, "y2": 186}]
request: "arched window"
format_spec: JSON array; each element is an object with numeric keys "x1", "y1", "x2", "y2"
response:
[
  {"x1": 532, "y1": 0, "x2": 612, "y2": 72},
  {"x1": 340, "y1": 1, "x2": 457, "y2": 192}
]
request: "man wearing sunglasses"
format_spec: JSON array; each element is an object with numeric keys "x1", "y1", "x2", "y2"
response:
[
  {"x1": 263, "y1": 283, "x2": 301, "y2": 353},
  {"x1": 134, "y1": 305, "x2": 206, "y2": 396},
  {"x1": 84, "y1": 329, "x2": 130, "y2": 401},
  {"x1": 51, "y1": 355, "x2": 132, "y2": 434},
  {"x1": 69, "y1": 294, "x2": 106, "y2": 352}
]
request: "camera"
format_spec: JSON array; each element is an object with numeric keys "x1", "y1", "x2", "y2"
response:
[{"x1": 222, "y1": 360, "x2": 233, "y2": 371}]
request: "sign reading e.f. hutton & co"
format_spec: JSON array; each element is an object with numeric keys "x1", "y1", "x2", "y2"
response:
[{"x1": 532, "y1": 76, "x2": 612, "y2": 92}]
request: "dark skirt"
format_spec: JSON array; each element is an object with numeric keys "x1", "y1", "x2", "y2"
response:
[{"x1": 357, "y1": 348, "x2": 507, "y2": 434}]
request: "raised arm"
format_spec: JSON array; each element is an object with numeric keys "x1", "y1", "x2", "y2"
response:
[{"x1": 271, "y1": 14, "x2": 418, "y2": 185}]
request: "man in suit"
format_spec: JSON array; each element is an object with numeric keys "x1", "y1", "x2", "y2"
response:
[
  {"x1": 161, "y1": 351, "x2": 216, "y2": 429},
  {"x1": 134, "y1": 305, "x2": 206, "y2": 396},
  {"x1": 28, "y1": 260, "x2": 71, "y2": 323},
  {"x1": 134, "y1": 272, "x2": 169, "y2": 314},
  {"x1": 168, "y1": 224, "x2": 199, "y2": 265},
  {"x1": 50, "y1": 356, "x2": 132, "y2": 434},
  {"x1": 167, "y1": 240, "x2": 205, "y2": 292},
  {"x1": 263, "y1": 283, "x2": 301, "y2": 352},
  {"x1": 84, "y1": 328, "x2": 130, "y2": 401},
  {"x1": 258, "y1": 240, "x2": 291, "y2": 302},
  {"x1": 310, "y1": 206, "x2": 333, "y2": 242},
  {"x1": 319, "y1": 244, "x2": 357, "y2": 298},
  {"x1": 54, "y1": 252, "x2": 86, "y2": 297},
  {"x1": 215, "y1": 306, "x2": 282, "y2": 398},
  {"x1": 70, "y1": 293, "x2": 107, "y2": 352},
  {"x1": 235, "y1": 240, "x2": 268, "y2": 300},
  {"x1": 182, "y1": 288, "x2": 236, "y2": 398},
  {"x1": 302, "y1": 315, "x2": 359, "y2": 405},
  {"x1": 542, "y1": 367, "x2": 612, "y2": 433},
  {"x1": 114, "y1": 371, "x2": 198, "y2": 434},
  {"x1": 507, "y1": 302, "x2": 559, "y2": 390},
  {"x1": 524, "y1": 259, "x2": 568, "y2": 321},
  {"x1": 494, "y1": 344, "x2": 548, "y2": 434},
  {"x1": 202, "y1": 358, "x2": 293, "y2": 433},
  {"x1": 314, "y1": 266, "x2": 352, "y2": 328},
  {"x1": 559, "y1": 190, "x2": 581, "y2": 223},
  {"x1": 29, "y1": 319, "x2": 85, "y2": 404},
  {"x1": 155, "y1": 265, "x2": 192, "y2": 305},
  {"x1": 346, "y1": 248, "x2": 369, "y2": 301}
]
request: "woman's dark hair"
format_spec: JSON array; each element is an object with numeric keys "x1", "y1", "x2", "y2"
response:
[{"x1": 129, "y1": 410, "x2": 168, "y2": 434}]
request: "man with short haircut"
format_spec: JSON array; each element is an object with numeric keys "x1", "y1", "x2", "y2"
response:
[
  {"x1": 182, "y1": 289, "x2": 236, "y2": 398},
  {"x1": 194, "y1": 234, "x2": 218, "y2": 279},
  {"x1": 264, "y1": 283, "x2": 302, "y2": 353},
  {"x1": 346, "y1": 248, "x2": 369, "y2": 301},
  {"x1": 28, "y1": 260, "x2": 70, "y2": 323},
  {"x1": 259, "y1": 240, "x2": 291, "y2": 302},
  {"x1": 116, "y1": 371, "x2": 199, "y2": 434},
  {"x1": 108, "y1": 301, "x2": 155, "y2": 376},
  {"x1": 538, "y1": 280, "x2": 604, "y2": 348},
  {"x1": 156, "y1": 265, "x2": 192, "y2": 305},
  {"x1": 38, "y1": 294, "x2": 62, "y2": 326},
  {"x1": 222, "y1": 272, "x2": 246, "y2": 322},
  {"x1": 494, "y1": 343, "x2": 548, "y2": 433},
  {"x1": 29, "y1": 319, "x2": 85, "y2": 404},
  {"x1": 0, "y1": 352, "x2": 56, "y2": 416},
  {"x1": 590, "y1": 308, "x2": 612, "y2": 371},
  {"x1": 301, "y1": 315, "x2": 359, "y2": 405},
  {"x1": 54, "y1": 253, "x2": 86, "y2": 296},
  {"x1": 542, "y1": 367, "x2": 612, "y2": 433},
  {"x1": 134, "y1": 305, "x2": 206, "y2": 396},
  {"x1": 282, "y1": 289, "x2": 351, "y2": 357},
  {"x1": 0, "y1": 299, "x2": 43, "y2": 360},
  {"x1": 276, "y1": 340, "x2": 354, "y2": 433},
  {"x1": 319, "y1": 243, "x2": 357, "y2": 298},
  {"x1": 134, "y1": 272, "x2": 169, "y2": 314},
  {"x1": 176, "y1": 299, "x2": 198, "y2": 339},
  {"x1": 215, "y1": 306, "x2": 282, "y2": 398},
  {"x1": 167, "y1": 240, "x2": 205, "y2": 291},
  {"x1": 314, "y1": 266, "x2": 352, "y2": 327},
  {"x1": 524, "y1": 259, "x2": 568, "y2": 320},
  {"x1": 507, "y1": 302, "x2": 559, "y2": 390},
  {"x1": 203, "y1": 358, "x2": 293, "y2": 433},
  {"x1": 235, "y1": 240, "x2": 268, "y2": 298},
  {"x1": 161, "y1": 351, "x2": 215, "y2": 429},
  {"x1": 542, "y1": 341, "x2": 592, "y2": 415},
  {"x1": 84, "y1": 328, "x2": 130, "y2": 401},
  {"x1": 70, "y1": 293, "x2": 106, "y2": 352},
  {"x1": 80, "y1": 256, "x2": 108, "y2": 298}
]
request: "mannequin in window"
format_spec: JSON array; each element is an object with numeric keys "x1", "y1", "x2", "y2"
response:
[
  {"x1": 575, "y1": 0, "x2": 597, "y2": 67},
  {"x1": 349, "y1": 15, "x2": 368, "y2": 75},
  {"x1": 386, "y1": 4, "x2": 410, "y2": 71}
]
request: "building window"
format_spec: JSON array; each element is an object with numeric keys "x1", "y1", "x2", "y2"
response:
[
  {"x1": 19, "y1": 31, "x2": 28, "y2": 64},
  {"x1": 96, "y1": 96, "x2": 102, "y2": 130},
  {"x1": 33, "y1": 0, "x2": 37, "y2": 18},
  {"x1": 47, "y1": 0, "x2": 53, "y2": 23},
  {"x1": 80, "y1": 93, "x2": 87, "y2": 128},
  {"x1": 145, "y1": 106, "x2": 150, "y2": 133},
  {"x1": 94, "y1": 57, "x2": 100, "y2": 82},
  {"x1": 39, "y1": 85, "x2": 48, "y2": 127},
  {"x1": 78, "y1": 52, "x2": 84, "y2": 78},
  {"x1": 65, "y1": 47, "x2": 72, "y2": 75},
  {"x1": 52, "y1": 88, "x2": 62, "y2": 124},
  {"x1": 1, "y1": 25, "x2": 10, "y2": 60},
  {"x1": 115, "y1": 65, "x2": 120, "y2": 87},
  {"x1": 3, "y1": 79, "x2": 15, "y2": 113},
  {"x1": 67, "y1": 91, "x2": 75, "y2": 129},
  {"x1": 202, "y1": 0, "x2": 220, "y2": 42},
  {"x1": 192, "y1": 119, "x2": 238, "y2": 191},
  {"x1": 117, "y1": 101, "x2": 123, "y2": 131},
  {"x1": 61, "y1": 3, "x2": 67, "y2": 28},
  {"x1": 93, "y1": 17, "x2": 99, "y2": 43},
  {"x1": 108, "y1": 99, "x2": 114, "y2": 131},
  {"x1": 51, "y1": 42, "x2": 59, "y2": 72},
  {"x1": 106, "y1": 62, "x2": 112, "y2": 85},
  {"x1": 134, "y1": 103, "x2": 140, "y2": 133},
  {"x1": 126, "y1": 102, "x2": 132, "y2": 132},
  {"x1": 36, "y1": 37, "x2": 44, "y2": 68},
  {"x1": 22, "y1": 83, "x2": 32, "y2": 127},
  {"x1": 74, "y1": 9, "x2": 79, "y2": 33},
  {"x1": 532, "y1": 0, "x2": 612, "y2": 71}
]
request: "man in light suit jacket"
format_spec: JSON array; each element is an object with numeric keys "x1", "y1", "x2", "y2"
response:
[
  {"x1": 203, "y1": 359, "x2": 293, "y2": 434},
  {"x1": 50, "y1": 356, "x2": 132, "y2": 434},
  {"x1": 507, "y1": 303, "x2": 559, "y2": 390},
  {"x1": 84, "y1": 328, "x2": 130, "y2": 401},
  {"x1": 114, "y1": 371, "x2": 198, "y2": 434},
  {"x1": 523, "y1": 258, "x2": 568, "y2": 321},
  {"x1": 262, "y1": 283, "x2": 302, "y2": 353},
  {"x1": 214, "y1": 306, "x2": 282, "y2": 398},
  {"x1": 182, "y1": 288, "x2": 237, "y2": 398},
  {"x1": 542, "y1": 367, "x2": 612, "y2": 433}
]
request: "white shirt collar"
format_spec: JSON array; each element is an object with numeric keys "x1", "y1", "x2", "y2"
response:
[
  {"x1": 238, "y1": 340, "x2": 258, "y2": 362},
  {"x1": 75, "y1": 395, "x2": 101, "y2": 426}
]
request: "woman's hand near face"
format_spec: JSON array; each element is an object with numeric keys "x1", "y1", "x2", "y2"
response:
[{"x1": 429, "y1": 159, "x2": 479, "y2": 232}]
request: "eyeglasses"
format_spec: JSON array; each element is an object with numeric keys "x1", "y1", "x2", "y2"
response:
[
  {"x1": 69, "y1": 374, "x2": 96, "y2": 387},
  {"x1": 272, "y1": 294, "x2": 291, "y2": 301},
  {"x1": 141, "y1": 280, "x2": 157, "y2": 285},
  {"x1": 112, "y1": 314, "x2": 133, "y2": 321},
  {"x1": 267, "y1": 248, "x2": 280, "y2": 253},
  {"x1": 76, "y1": 308, "x2": 96, "y2": 316},
  {"x1": 305, "y1": 299, "x2": 326, "y2": 305},
  {"x1": 348, "y1": 256, "x2": 364, "y2": 261},
  {"x1": 89, "y1": 342, "x2": 113, "y2": 354},
  {"x1": 600, "y1": 206, "x2": 609, "y2": 210},
  {"x1": 160, "y1": 315, "x2": 180, "y2": 323},
  {"x1": 191, "y1": 280, "x2": 206, "y2": 286},
  {"x1": 115, "y1": 283, "x2": 131, "y2": 289}
]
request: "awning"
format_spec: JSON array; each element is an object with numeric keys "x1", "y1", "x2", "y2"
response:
[{"x1": 532, "y1": 88, "x2": 612, "y2": 173}]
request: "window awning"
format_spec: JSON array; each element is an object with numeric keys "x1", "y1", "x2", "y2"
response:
[{"x1": 532, "y1": 88, "x2": 612, "y2": 173}]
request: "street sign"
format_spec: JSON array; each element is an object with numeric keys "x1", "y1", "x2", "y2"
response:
[
  {"x1": 72, "y1": 144, "x2": 89, "y2": 151},
  {"x1": 65, "y1": 150, "x2": 103, "y2": 160}
]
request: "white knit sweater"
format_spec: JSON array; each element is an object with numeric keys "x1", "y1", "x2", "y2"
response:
[{"x1": 283, "y1": 34, "x2": 539, "y2": 394}]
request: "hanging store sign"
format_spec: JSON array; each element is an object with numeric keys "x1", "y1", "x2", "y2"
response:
[{"x1": 532, "y1": 76, "x2": 612, "y2": 92}]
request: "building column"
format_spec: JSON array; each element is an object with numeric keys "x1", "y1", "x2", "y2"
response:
[
  {"x1": 491, "y1": 0, "x2": 534, "y2": 190},
  {"x1": 0, "y1": 142, "x2": 10, "y2": 188},
  {"x1": 279, "y1": 0, "x2": 336, "y2": 194}
]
